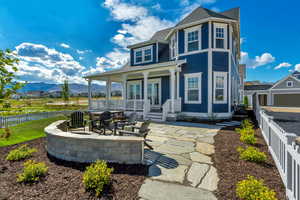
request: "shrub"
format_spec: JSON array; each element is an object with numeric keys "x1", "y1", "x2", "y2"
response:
[
  {"x1": 236, "y1": 175, "x2": 277, "y2": 200},
  {"x1": 83, "y1": 160, "x2": 113, "y2": 197},
  {"x1": 243, "y1": 96, "x2": 249, "y2": 108},
  {"x1": 17, "y1": 160, "x2": 48, "y2": 183},
  {"x1": 240, "y1": 132, "x2": 256, "y2": 145},
  {"x1": 241, "y1": 119, "x2": 254, "y2": 129},
  {"x1": 0, "y1": 127, "x2": 11, "y2": 140},
  {"x1": 6, "y1": 144, "x2": 37, "y2": 161},
  {"x1": 237, "y1": 146, "x2": 267, "y2": 163},
  {"x1": 2, "y1": 101, "x2": 11, "y2": 108}
]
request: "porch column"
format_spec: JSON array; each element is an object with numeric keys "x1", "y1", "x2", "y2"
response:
[
  {"x1": 170, "y1": 69, "x2": 175, "y2": 113},
  {"x1": 106, "y1": 78, "x2": 111, "y2": 100},
  {"x1": 122, "y1": 74, "x2": 127, "y2": 100},
  {"x1": 176, "y1": 70, "x2": 180, "y2": 99},
  {"x1": 143, "y1": 71, "x2": 149, "y2": 118},
  {"x1": 88, "y1": 79, "x2": 92, "y2": 110}
]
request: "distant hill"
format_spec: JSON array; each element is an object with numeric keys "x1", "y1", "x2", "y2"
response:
[{"x1": 18, "y1": 82, "x2": 121, "y2": 94}]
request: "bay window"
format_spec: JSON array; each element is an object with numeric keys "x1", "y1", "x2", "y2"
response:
[
  {"x1": 184, "y1": 26, "x2": 201, "y2": 53},
  {"x1": 213, "y1": 72, "x2": 228, "y2": 104},
  {"x1": 214, "y1": 23, "x2": 227, "y2": 49},
  {"x1": 184, "y1": 73, "x2": 202, "y2": 104}
]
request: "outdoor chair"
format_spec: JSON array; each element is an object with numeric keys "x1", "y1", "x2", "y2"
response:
[
  {"x1": 117, "y1": 112, "x2": 137, "y2": 130},
  {"x1": 89, "y1": 112, "x2": 101, "y2": 132},
  {"x1": 66, "y1": 111, "x2": 87, "y2": 132},
  {"x1": 98, "y1": 111, "x2": 114, "y2": 134},
  {"x1": 118, "y1": 120, "x2": 153, "y2": 150}
]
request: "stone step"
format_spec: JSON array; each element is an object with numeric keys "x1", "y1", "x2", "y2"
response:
[{"x1": 147, "y1": 112, "x2": 163, "y2": 116}]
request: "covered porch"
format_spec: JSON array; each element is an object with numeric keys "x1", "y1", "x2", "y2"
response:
[{"x1": 85, "y1": 60, "x2": 186, "y2": 121}]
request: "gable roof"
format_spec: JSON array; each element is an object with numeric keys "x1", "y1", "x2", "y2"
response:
[
  {"x1": 176, "y1": 7, "x2": 235, "y2": 27},
  {"x1": 220, "y1": 7, "x2": 240, "y2": 21},
  {"x1": 150, "y1": 27, "x2": 173, "y2": 41},
  {"x1": 270, "y1": 74, "x2": 300, "y2": 90},
  {"x1": 244, "y1": 84, "x2": 273, "y2": 91}
]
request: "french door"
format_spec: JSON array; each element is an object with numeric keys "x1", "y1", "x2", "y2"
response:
[{"x1": 147, "y1": 79, "x2": 161, "y2": 108}]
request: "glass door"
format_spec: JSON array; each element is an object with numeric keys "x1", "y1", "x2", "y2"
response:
[{"x1": 147, "y1": 79, "x2": 161, "y2": 108}]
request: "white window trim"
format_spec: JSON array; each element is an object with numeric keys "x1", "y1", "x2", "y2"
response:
[
  {"x1": 170, "y1": 33, "x2": 178, "y2": 59},
  {"x1": 127, "y1": 80, "x2": 142, "y2": 100},
  {"x1": 213, "y1": 71, "x2": 228, "y2": 104},
  {"x1": 214, "y1": 23, "x2": 228, "y2": 49},
  {"x1": 184, "y1": 72, "x2": 202, "y2": 104},
  {"x1": 184, "y1": 25, "x2": 202, "y2": 53},
  {"x1": 133, "y1": 46, "x2": 153, "y2": 65},
  {"x1": 147, "y1": 78, "x2": 162, "y2": 107},
  {"x1": 286, "y1": 81, "x2": 294, "y2": 87}
]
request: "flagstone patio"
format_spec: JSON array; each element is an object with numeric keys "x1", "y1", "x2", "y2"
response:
[{"x1": 139, "y1": 122, "x2": 222, "y2": 200}]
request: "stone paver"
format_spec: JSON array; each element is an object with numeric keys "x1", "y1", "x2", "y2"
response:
[
  {"x1": 196, "y1": 142, "x2": 215, "y2": 155},
  {"x1": 139, "y1": 179, "x2": 217, "y2": 200},
  {"x1": 190, "y1": 152, "x2": 212, "y2": 164},
  {"x1": 187, "y1": 162, "x2": 209, "y2": 187},
  {"x1": 198, "y1": 166, "x2": 219, "y2": 191},
  {"x1": 139, "y1": 122, "x2": 220, "y2": 199}
]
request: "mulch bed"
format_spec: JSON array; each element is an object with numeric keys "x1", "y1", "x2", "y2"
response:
[
  {"x1": 0, "y1": 138, "x2": 148, "y2": 200},
  {"x1": 213, "y1": 113, "x2": 287, "y2": 200}
]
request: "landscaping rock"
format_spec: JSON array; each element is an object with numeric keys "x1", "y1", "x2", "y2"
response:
[
  {"x1": 196, "y1": 142, "x2": 215, "y2": 155},
  {"x1": 197, "y1": 136, "x2": 215, "y2": 144},
  {"x1": 198, "y1": 166, "x2": 219, "y2": 191},
  {"x1": 156, "y1": 143, "x2": 194, "y2": 154},
  {"x1": 161, "y1": 153, "x2": 192, "y2": 166},
  {"x1": 165, "y1": 139, "x2": 194, "y2": 148},
  {"x1": 187, "y1": 162, "x2": 209, "y2": 187},
  {"x1": 149, "y1": 164, "x2": 188, "y2": 184},
  {"x1": 139, "y1": 179, "x2": 217, "y2": 200},
  {"x1": 190, "y1": 152, "x2": 212, "y2": 164}
]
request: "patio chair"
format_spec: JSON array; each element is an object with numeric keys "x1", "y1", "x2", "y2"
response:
[
  {"x1": 89, "y1": 112, "x2": 101, "y2": 132},
  {"x1": 118, "y1": 120, "x2": 153, "y2": 150},
  {"x1": 66, "y1": 111, "x2": 87, "y2": 132},
  {"x1": 117, "y1": 112, "x2": 137, "y2": 130},
  {"x1": 99, "y1": 111, "x2": 114, "y2": 134}
]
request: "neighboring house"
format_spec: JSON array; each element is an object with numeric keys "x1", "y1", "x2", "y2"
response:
[
  {"x1": 25, "y1": 91, "x2": 46, "y2": 98},
  {"x1": 244, "y1": 71, "x2": 300, "y2": 107},
  {"x1": 85, "y1": 7, "x2": 243, "y2": 121}
]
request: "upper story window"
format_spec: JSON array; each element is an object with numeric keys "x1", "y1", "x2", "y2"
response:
[
  {"x1": 170, "y1": 33, "x2": 178, "y2": 59},
  {"x1": 184, "y1": 73, "x2": 202, "y2": 104},
  {"x1": 213, "y1": 71, "x2": 228, "y2": 104},
  {"x1": 134, "y1": 46, "x2": 153, "y2": 65},
  {"x1": 287, "y1": 81, "x2": 294, "y2": 87},
  {"x1": 184, "y1": 26, "x2": 201, "y2": 53},
  {"x1": 214, "y1": 23, "x2": 228, "y2": 49}
]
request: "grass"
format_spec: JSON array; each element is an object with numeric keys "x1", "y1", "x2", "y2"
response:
[{"x1": 0, "y1": 115, "x2": 67, "y2": 147}]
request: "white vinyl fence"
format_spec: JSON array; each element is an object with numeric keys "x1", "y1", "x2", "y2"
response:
[
  {"x1": 0, "y1": 110, "x2": 76, "y2": 128},
  {"x1": 254, "y1": 94, "x2": 300, "y2": 200}
]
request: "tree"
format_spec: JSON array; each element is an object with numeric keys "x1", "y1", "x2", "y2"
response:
[
  {"x1": 243, "y1": 96, "x2": 249, "y2": 108},
  {"x1": 61, "y1": 79, "x2": 70, "y2": 103},
  {"x1": 0, "y1": 49, "x2": 24, "y2": 102}
]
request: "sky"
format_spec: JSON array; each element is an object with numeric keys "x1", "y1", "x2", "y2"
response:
[{"x1": 0, "y1": 0, "x2": 300, "y2": 85}]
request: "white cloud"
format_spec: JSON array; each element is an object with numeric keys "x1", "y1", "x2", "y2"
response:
[
  {"x1": 295, "y1": 64, "x2": 300, "y2": 72},
  {"x1": 274, "y1": 62, "x2": 292, "y2": 70},
  {"x1": 76, "y1": 49, "x2": 91, "y2": 54},
  {"x1": 60, "y1": 43, "x2": 70, "y2": 48},
  {"x1": 241, "y1": 51, "x2": 275, "y2": 69}
]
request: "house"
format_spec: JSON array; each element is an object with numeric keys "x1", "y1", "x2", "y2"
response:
[
  {"x1": 85, "y1": 7, "x2": 243, "y2": 121},
  {"x1": 244, "y1": 71, "x2": 300, "y2": 107}
]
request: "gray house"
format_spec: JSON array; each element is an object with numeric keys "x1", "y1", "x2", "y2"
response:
[{"x1": 244, "y1": 71, "x2": 300, "y2": 107}]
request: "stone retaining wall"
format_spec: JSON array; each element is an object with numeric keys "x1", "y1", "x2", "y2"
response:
[{"x1": 45, "y1": 120, "x2": 144, "y2": 164}]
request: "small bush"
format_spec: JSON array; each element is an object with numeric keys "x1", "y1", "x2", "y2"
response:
[
  {"x1": 83, "y1": 160, "x2": 113, "y2": 197},
  {"x1": 241, "y1": 119, "x2": 254, "y2": 129},
  {"x1": 2, "y1": 101, "x2": 11, "y2": 108},
  {"x1": 17, "y1": 160, "x2": 48, "y2": 183},
  {"x1": 240, "y1": 132, "x2": 256, "y2": 145},
  {"x1": 6, "y1": 144, "x2": 37, "y2": 161},
  {"x1": 0, "y1": 127, "x2": 11, "y2": 140},
  {"x1": 236, "y1": 175, "x2": 277, "y2": 200},
  {"x1": 237, "y1": 146, "x2": 267, "y2": 163}
]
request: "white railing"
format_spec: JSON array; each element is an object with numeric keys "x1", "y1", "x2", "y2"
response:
[
  {"x1": 254, "y1": 95, "x2": 300, "y2": 200},
  {"x1": 162, "y1": 98, "x2": 182, "y2": 121},
  {"x1": 90, "y1": 99, "x2": 146, "y2": 112},
  {"x1": 174, "y1": 98, "x2": 182, "y2": 112}
]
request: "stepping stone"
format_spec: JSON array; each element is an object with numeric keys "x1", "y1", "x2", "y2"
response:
[
  {"x1": 197, "y1": 136, "x2": 215, "y2": 144},
  {"x1": 198, "y1": 166, "x2": 219, "y2": 191},
  {"x1": 144, "y1": 150, "x2": 162, "y2": 165},
  {"x1": 196, "y1": 142, "x2": 215, "y2": 155},
  {"x1": 139, "y1": 179, "x2": 217, "y2": 200},
  {"x1": 163, "y1": 153, "x2": 192, "y2": 166},
  {"x1": 156, "y1": 143, "x2": 194, "y2": 154},
  {"x1": 149, "y1": 164, "x2": 188, "y2": 184},
  {"x1": 187, "y1": 163, "x2": 209, "y2": 187},
  {"x1": 165, "y1": 139, "x2": 194, "y2": 148},
  {"x1": 190, "y1": 152, "x2": 212, "y2": 164}
]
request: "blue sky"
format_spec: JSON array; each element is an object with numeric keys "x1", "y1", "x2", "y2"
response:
[{"x1": 0, "y1": 0, "x2": 299, "y2": 84}]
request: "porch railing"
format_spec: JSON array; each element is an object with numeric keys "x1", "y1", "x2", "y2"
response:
[
  {"x1": 162, "y1": 98, "x2": 182, "y2": 121},
  {"x1": 90, "y1": 99, "x2": 146, "y2": 112}
]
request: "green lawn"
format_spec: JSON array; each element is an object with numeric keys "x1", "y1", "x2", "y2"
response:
[{"x1": 0, "y1": 115, "x2": 67, "y2": 147}]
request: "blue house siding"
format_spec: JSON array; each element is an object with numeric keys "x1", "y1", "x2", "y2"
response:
[
  {"x1": 178, "y1": 30, "x2": 185, "y2": 54},
  {"x1": 179, "y1": 52, "x2": 208, "y2": 113},
  {"x1": 201, "y1": 23, "x2": 209, "y2": 49},
  {"x1": 158, "y1": 43, "x2": 170, "y2": 62},
  {"x1": 130, "y1": 44, "x2": 157, "y2": 66},
  {"x1": 212, "y1": 51, "x2": 229, "y2": 113}
]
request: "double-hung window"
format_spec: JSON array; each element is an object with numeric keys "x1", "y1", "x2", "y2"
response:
[
  {"x1": 213, "y1": 72, "x2": 228, "y2": 104},
  {"x1": 185, "y1": 26, "x2": 201, "y2": 53},
  {"x1": 214, "y1": 23, "x2": 227, "y2": 49},
  {"x1": 184, "y1": 73, "x2": 202, "y2": 104},
  {"x1": 134, "y1": 46, "x2": 153, "y2": 64}
]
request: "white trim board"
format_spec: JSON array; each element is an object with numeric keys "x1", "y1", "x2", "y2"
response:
[
  {"x1": 213, "y1": 71, "x2": 228, "y2": 104},
  {"x1": 184, "y1": 72, "x2": 202, "y2": 104}
]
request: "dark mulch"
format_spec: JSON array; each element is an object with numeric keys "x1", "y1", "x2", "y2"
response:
[
  {"x1": 0, "y1": 138, "x2": 148, "y2": 200},
  {"x1": 212, "y1": 115, "x2": 287, "y2": 200}
]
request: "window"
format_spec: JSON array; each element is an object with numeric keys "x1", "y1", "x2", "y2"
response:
[
  {"x1": 184, "y1": 73, "x2": 202, "y2": 104},
  {"x1": 287, "y1": 81, "x2": 294, "y2": 87},
  {"x1": 170, "y1": 33, "x2": 178, "y2": 59},
  {"x1": 134, "y1": 46, "x2": 153, "y2": 64},
  {"x1": 213, "y1": 72, "x2": 228, "y2": 104},
  {"x1": 127, "y1": 81, "x2": 142, "y2": 100},
  {"x1": 184, "y1": 26, "x2": 201, "y2": 53},
  {"x1": 214, "y1": 23, "x2": 227, "y2": 49}
]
